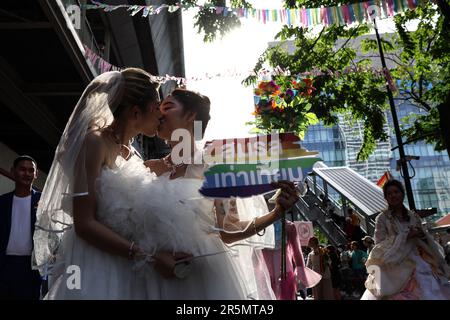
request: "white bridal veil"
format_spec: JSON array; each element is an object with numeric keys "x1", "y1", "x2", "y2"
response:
[{"x1": 33, "y1": 71, "x2": 125, "y2": 275}]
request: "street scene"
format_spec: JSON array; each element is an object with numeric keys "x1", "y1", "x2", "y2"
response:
[{"x1": 0, "y1": 0, "x2": 449, "y2": 302}]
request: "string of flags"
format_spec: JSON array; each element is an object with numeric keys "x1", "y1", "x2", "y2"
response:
[
  {"x1": 84, "y1": 44, "x2": 395, "y2": 87},
  {"x1": 84, "y1": 0, "x2": 419, "y2": 28},
  {"x1": 84, "y1": 44, "x2": 259, "y2": 84},
  {"x1": 84, "y1": 45, "x2": 186, "y2": 85},
  {"x1": 84, "y1": 45, "x2": 119, "y2": 73}
]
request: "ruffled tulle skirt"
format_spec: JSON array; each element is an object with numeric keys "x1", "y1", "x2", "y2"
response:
[
  {"x1": 46, "y1": 157, "x2": 249, "y2": 299},
  {"x1": 46, "y1": 229, "x2": 248, "y2": 299}
]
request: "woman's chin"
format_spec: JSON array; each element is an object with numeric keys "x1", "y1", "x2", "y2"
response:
[
  {"x1": 143, "y1": 129, "x2": 157, "y2": 137},
  {"x1": 390, "y1": 202, "x2": 403, "y2": 208},
  {"x1": 157, "y1": 129, "x2": 170, "y2": 140}
]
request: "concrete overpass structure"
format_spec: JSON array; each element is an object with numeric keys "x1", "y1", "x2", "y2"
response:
[{"x1": 0, "y1": 0, "x2": 183, "y2": 190}]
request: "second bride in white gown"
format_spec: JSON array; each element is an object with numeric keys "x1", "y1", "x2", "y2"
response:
[{"x1": 131, "y1": 89, "x2": 299, "y2": 299}]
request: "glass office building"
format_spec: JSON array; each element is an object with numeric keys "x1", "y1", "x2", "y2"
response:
[
  {"x1": 302, "y1": 123, "x2": 346, "y2": 167},
  {"x1": 301, "y1": 103, "x2": 450, "y2": 220},
  {"x1": 388, "y1": 102, "x2": 450, "y2": 218}
]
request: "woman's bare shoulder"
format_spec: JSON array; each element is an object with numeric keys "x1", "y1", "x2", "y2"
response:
[{"x1": 83, "y1": 130, "x2": 110, "y2": 162}]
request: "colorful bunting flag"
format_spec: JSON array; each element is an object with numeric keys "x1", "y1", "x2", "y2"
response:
[{"x1": 82, "y1": 0, "x2": 418, "y2": 28}]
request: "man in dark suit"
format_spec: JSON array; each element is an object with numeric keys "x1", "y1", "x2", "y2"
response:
[{"x1": 0, "y1": 155, "x2": 42, "y2": 299}]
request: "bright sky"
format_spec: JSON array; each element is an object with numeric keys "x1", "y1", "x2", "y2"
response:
[
  {"x1": 182, "y1": 0, "x2": 284, "y2": 141},
  {"x1": 181, "y1": 1, "x2": 417, "y2": 142}
]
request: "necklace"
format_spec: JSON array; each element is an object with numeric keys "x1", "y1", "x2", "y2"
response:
[{"x1": 108, "y1": 127, "x2": 134, "y2": 160}]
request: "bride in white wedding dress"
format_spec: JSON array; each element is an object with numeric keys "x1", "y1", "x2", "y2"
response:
[
  {"x1": 33, "y1": 68, "x2": 165, "y2": 299},
  {"x1": 34, "y1": 70, "x2": 298, "y2": 299}
]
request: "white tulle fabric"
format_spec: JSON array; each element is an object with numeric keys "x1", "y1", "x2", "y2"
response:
[
  {"x1": 46, "y1": 156, "x2": 252, "y2": 299},
  {"x1": 223, "y1": 197, "x2": 276, "y2": 300},
  {"x1": 33, "y1": 71, "x2": 125, "y2": 275}
]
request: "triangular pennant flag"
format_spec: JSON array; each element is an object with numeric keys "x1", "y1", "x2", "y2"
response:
[
  {"x1": 407, "y1": 0, "x2": 417, "y2": 9},
  {"x1": 332, "y1": 6, "x2": 338, "y2": 24},
  {"x1": 336, "y1": 5, "x2": 344, "y2": 25},
  {"x1": 342, "y1": 5, "x2": 350, "y2": 24},
  {"x1": 155, "y1": 5, "x2": 166, "y2": 15},
  {"x1": 320, "y1": 7, "x2": 327, "y2": 25},
  {"x1": 348, "y1": 3, "x2": 356, "y2": 23},
  {"x1": 168, "y1": 5, "x2": 180, "y2": 13},
  {"x1": 128, "y1": 5, "x2": 144, "y2": 16},
  {"x1": 142, "y1": 6, "x2": 149, "y2": 17}
]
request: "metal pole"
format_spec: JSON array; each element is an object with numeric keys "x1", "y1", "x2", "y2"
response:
[
  {"x1": 280, "y1": 212, "x2": 287, "y2": 280},
  {"x1": 373, "y1": 18, "x2": 416, "y2": 210},
  {"x1": 437, "y1": 102, "x2": 450, "y2": 158}
]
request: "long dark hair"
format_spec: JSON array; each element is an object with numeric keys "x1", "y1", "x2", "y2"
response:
[{"x1": 383, "y1": 179, "x2": 410, "y2": 222}]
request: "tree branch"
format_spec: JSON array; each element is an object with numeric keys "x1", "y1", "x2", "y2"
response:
[
  {"x1": 332, "y1": 25, "x2": 361, "y2": 58},
  {"x1": 343, "y1": 48, "x2": 358, "y2": 68},
  {"x1": 364, "y1": 54, "x2": 405, "y2": 67},
  {"x1": 408, "y1": 91, "x2": 432, "y2": 111},
  {"x1": 308, "y1": 26, "x2": 325, "y2": 53}
]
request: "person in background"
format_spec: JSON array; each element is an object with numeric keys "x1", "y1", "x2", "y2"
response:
[
  {"x1": 350, "y1": 241, "x2": 368, "y2": 297},
  {"x1": 344, "y1": 209, "x2": 355, "y2": 240},
  {"x1": 445, "y1": 228, "x2": 450, "y2": 265},
  {"x1": 326, "y1": 245, "x2": 342, "y2": 300},
  {"x1": 362, "y1": 236, "x2": 375, "y2": 255},
  {"x1": 0, "y1": 155, "x2": 42, "y2": 299},
  {"x1": 338, "y1": 243, "x2": 353, "y2": 297},
  {"x1": 306, "y1": 236, "x2": 335, "y2": 300},
  {"x1": 349, "y1": 209, "x2": 364, "y2": 247},
  {"x1": 362, "y1": 180, "x2": 450, "y2": 300}
]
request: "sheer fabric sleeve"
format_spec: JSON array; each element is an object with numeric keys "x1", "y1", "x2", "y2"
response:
[{"x1": 374, "y1": 213, "x2": 388, "y2": 245}]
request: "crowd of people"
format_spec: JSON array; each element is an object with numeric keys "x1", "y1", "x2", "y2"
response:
[
  {"x1": 1, "y1": 68, "x2": 449, "y2": 300},
  {"x1": 294, "y1": 237, "x2": 371, "y2": 300}
]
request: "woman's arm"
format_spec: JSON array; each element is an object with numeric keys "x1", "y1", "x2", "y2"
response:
[
  {"x1": 215, "y1": 199, "x2": 284, "y2": 244},
  {"x1": 215, "y1": 181, "x2": 299, "y2": 244},
  {"x1": 72, "y1": 132, "x2": 140, "y2": 259}
]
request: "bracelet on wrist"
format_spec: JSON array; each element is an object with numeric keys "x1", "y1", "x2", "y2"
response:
[
  {"x1": 252, "y1": 217, "x2": 266, "y2": 236},
  {"x1": 128, "y1": 241, "x2": 136, "y2": 260}
]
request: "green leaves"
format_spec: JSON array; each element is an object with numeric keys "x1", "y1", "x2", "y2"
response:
[
  {"x1": 244, "y1": 19, "x2": 390, "y2": 159},
  {"x1": 192, "y1": 0, "x2": 252, "y2": 42},
  {"x1": 402, "y1": 108, "x2": 446, "y2": 151},
  {"x1": 193, "y1": 0, "x2": 450, "y2": 158}
]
